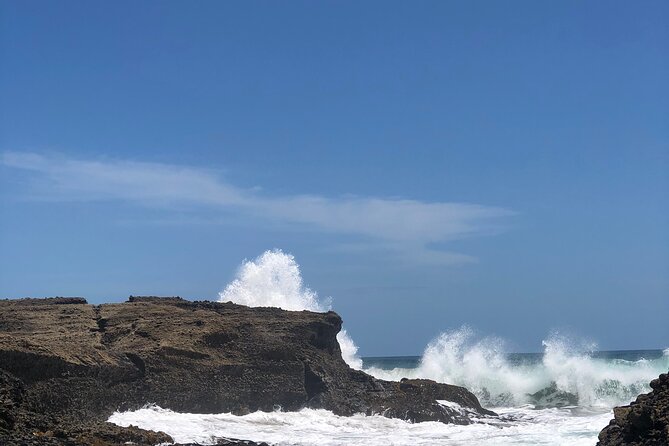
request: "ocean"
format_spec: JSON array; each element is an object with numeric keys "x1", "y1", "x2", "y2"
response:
[{"x1": 108, "y1": 250, "x2": 669, "y2": 445}]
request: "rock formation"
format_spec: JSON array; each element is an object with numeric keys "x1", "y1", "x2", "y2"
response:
[
  {"x1": 0, "y1": 296, "x2": 494, "y2": 445},
  {"x1": 597, "y1": 372, "x2": 669, "y2": 446}
]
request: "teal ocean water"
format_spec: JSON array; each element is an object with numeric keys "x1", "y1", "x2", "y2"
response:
[{"x1": 364, "y1": 349, "x2": 667, "y2": 370}]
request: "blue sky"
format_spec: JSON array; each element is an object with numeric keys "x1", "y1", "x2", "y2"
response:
[{"x1": 1, "y1": 0, "x2": 667, "y2": 355}]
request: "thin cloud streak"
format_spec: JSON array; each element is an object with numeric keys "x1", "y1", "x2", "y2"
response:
[
  {"x1": 2, "y1": 152, "x2": 245, "y2": 206},
  {"x1": 2, "y1": 151, "x2": 514, "y2": 264}
]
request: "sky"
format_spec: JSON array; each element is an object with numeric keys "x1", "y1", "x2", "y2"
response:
[{"x1": 1, "y1": 0, "x2": 667, "y2": 355}]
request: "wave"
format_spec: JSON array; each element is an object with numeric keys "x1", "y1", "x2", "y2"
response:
[
  {"x1": 218, "y1": 249, "x2": 362, "y2": 369},
  {"x1": 364, "y1": 326, "x2": 669, "y2": 408}
]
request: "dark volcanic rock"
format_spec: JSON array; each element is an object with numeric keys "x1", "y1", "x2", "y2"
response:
[
  {"x1": 0, "y1": 296, "x2": 495, "y2": 445},
  {"x1": 597, "y1": 372, "x2": 669, "y2": 446}
]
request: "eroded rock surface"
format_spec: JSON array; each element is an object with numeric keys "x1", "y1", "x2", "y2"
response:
[
  {"x1": 0, "y1": 297, "x2": 494, "y2": 445},
  {"x1": 598, "y1": 372, "x2": 669, "y2": 446}
]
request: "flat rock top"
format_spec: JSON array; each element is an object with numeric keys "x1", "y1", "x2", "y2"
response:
[
  {"x1": 0, "y1": 299, "x2": 104, "y2": 365},
  {"x1": 0, "y1": 297, "x2": 342, "y2": 368}
]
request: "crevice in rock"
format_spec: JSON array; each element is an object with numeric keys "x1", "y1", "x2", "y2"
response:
[
  {"x1": 125, "y1": 353, "x2": 146, "y2": 376},
  {"x1": 93, "y1": 306, "x2": 107, "y2": 332},
  {"x1": 303, "y1": 362, "x2": 327, "y2": 401}
]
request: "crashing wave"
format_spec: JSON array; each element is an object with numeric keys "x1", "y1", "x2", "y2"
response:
[
  {"x1": 219, "y1": 249, "x2": 362, "y2": 369},
  {"x1": 365, "y1": 326, "x2": 668, "y2": 408}
]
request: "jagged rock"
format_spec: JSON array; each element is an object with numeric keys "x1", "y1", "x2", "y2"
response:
[
  {"x1": 597, "y1": 372, "x2": 669, "y2": 446},
  {"x1": 0, "y1": 296, "x2": 495, "y2": 445}
]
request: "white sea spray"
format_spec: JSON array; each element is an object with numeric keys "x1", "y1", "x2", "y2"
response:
[
  {"x1": 365, "y1": 327, "x2": 668, "y2": 408},
  {"x1": 218, "y1": 249, "x2": 362, "y2": 369}
]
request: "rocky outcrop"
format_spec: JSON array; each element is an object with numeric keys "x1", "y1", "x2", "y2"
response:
[
  {"x1": 597, "y1": 372, "x2": 669, "y2": 446},
  {"x1": 0, "y1": 297, "x2": 494, "y2": 445}
]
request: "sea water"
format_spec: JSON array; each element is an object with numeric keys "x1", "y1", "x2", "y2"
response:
[{"x1": 109, "y1": 250, "x2": 669, "y2": 445}]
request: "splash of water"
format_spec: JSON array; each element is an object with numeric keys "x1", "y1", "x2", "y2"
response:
[
  {"x1": 365, "y1": 326, "x2": 668, "y2": 408},
  {"x1": 219, "y1": 249, "x2": 362, "y2": 369},
  {"x1": 336, "y1": 328, "x2": 363, "y2": 369}
]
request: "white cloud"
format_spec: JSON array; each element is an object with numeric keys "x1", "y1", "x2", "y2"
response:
[
  {"x1": 1, "y1": 151, "x2": 514, "y2": 264},
  {"x1": 1, "y1": 151, "x2": 245, "y2": 206}
]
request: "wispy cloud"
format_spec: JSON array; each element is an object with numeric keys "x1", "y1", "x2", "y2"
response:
[{"x1": 1, "y1": 151, "x2": 514, "y2": 264}]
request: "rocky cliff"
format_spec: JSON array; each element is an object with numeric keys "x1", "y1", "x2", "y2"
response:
[
  {"x1": 0, "y1": 296, "x2": 494, "y2": 445},
  {"x1": 597, "y1": 372, "x2": 669, "y2": 446}
]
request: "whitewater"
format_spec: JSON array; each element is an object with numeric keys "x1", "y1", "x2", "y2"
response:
[{"x1": 109, "y1": 250, "x2": 669, "y2": 445}]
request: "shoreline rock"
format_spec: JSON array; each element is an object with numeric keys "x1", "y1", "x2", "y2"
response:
[
  {"x1": 597, "y1": 372, "x2": 669, "y2": 446},
  {"x1": 0, "y1": 296, "x2": 495, "y2": 445}
]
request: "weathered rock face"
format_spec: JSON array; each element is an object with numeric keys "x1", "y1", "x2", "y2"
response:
[
  {"x1": 0, "y1": 297, "x2": 494, "y2": 445},
  {"x1": 597, "y1": 372, "x2": 669, "y2": 446}
]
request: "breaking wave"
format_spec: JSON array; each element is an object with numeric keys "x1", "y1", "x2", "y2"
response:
[
  {"x1": 364, "y1": 326, "x2": 669, "y2": 408},
  {"x1": 219, "y1": 249, "x2": 362, "y2": 369}
]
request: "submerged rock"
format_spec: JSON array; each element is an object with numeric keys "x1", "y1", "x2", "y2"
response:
[
  {"x1": 597, "y1": 372, "x2": 669, "y2": 446},
  {"x1": 0, "y1": 296, "x2": 495, "y2": 445},
  {"x1": 528, "y1": 382, "x2": 579, "y2": 408}
]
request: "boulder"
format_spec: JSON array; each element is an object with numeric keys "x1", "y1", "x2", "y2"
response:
[{"x1": 597, "y1": 372, "x2": 669, "y2": 446}]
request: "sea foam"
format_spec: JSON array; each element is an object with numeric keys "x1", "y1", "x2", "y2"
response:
[{"x1": 109, "y1": 404, "x2": 614, "y2": 446}]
